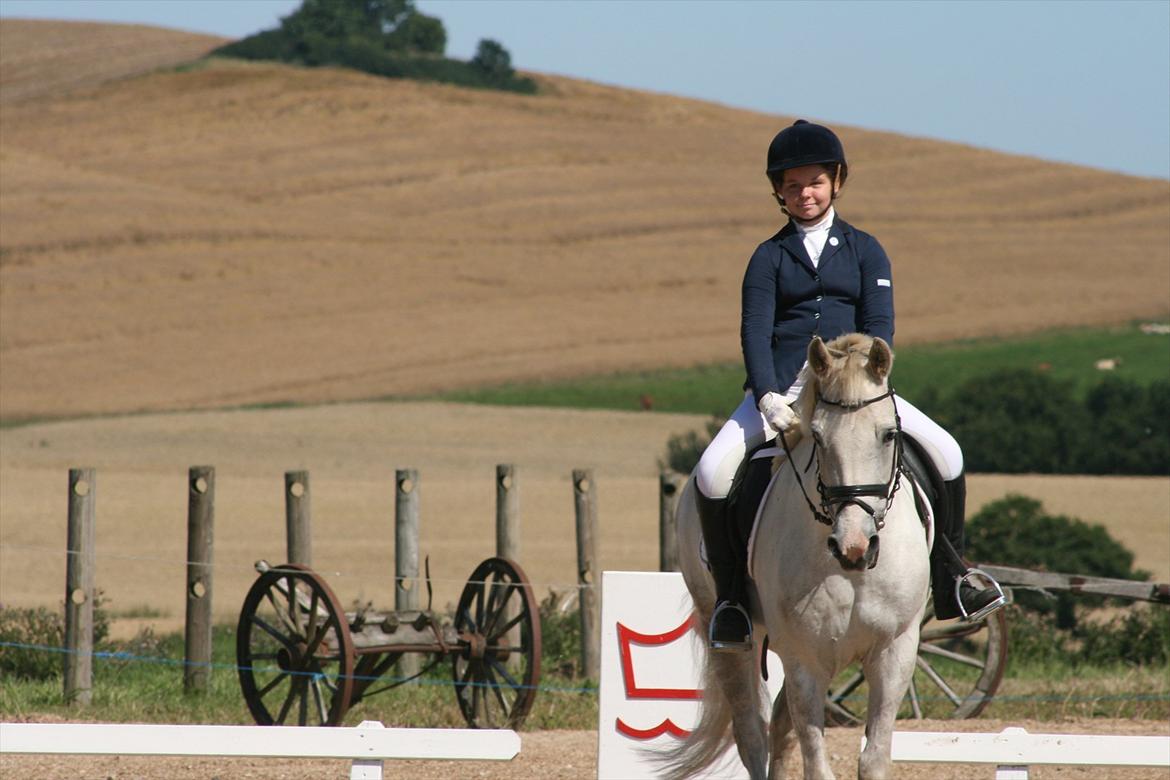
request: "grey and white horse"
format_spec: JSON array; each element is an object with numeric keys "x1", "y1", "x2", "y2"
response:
[{"x1": 666, "y1": 333, "x2": 929, "y2": 780}]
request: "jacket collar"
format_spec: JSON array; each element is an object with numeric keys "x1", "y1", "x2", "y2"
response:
[
  {"x1": 777, "y1": 221, "x2": 815, "y2": 273},
  {"x1": 776, "y1": 215, "x2": 854, "y2": 273},
  {"x1": 819, "y1": 218, "x2": 850, "y2": 267}
]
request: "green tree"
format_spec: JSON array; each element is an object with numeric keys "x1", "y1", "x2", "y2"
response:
[
  {"x1": 966, "y1": 494, "x2": 1148, "y2": 628},
  {"x1": 938, "y1": 369, "x2": 1084, "y2": 473},
  {"x1": 213, "y1": 0, "x2": 535, "y2": 94},
  {"x1": 281, "y1": 0, "x2": 368, "y2": 42},
  {"x1": 280, "y1": 0, "x2": 445, "y2": 55},
  {"x1": 384, "y1": 10, "x2": 446, "y2": 54},
  {"x1": 471, "y1": 39, "x2": 514, "y2": 79},
  {"x1": 1077, "y1": 377, "x2": 1169, "y2": 474}
]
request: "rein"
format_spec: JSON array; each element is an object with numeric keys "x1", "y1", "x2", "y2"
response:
[{"x1": 778, "y1": 387, "x2": 904, "y2": 530}]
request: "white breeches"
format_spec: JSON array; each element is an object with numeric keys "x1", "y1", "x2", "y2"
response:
[{"x1": 695, "y1": 389, "x2": 963, "y2": 500}]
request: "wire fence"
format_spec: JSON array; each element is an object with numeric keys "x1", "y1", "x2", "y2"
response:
[
  {"x1": 3, "y1": 640, "x2": 1169, "y2": 706},
  {"x1": 3, "y1": 466, "x2": 1167, "y2": 720},
  {"x1": 0, "y1": 640, "x2": 597, "y2": 695},
  {"x1": 0, "y1": 542, "x2": 590, "y2": 593}
]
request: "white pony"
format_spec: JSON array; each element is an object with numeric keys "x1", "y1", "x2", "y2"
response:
[{"x1": 667, "y1": 333, "x2": 930, "y2": 780}]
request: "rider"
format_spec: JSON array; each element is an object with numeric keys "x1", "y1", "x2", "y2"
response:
[{"x1": 695, "y1": 119, "x2": 1006, "y2": 651}]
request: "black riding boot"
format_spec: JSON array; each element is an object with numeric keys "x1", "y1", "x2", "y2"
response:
[
  {"x1": 930, "y1": 472, "x2": 1006, "y2": 621},
  {"x1": 696, "y1": 489, "x2": 752, "y2": 651}
]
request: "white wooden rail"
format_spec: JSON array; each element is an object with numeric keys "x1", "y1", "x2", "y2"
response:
[
  {"x1": 887, "y1": 727, "x2": 1170, "y2": 779},
  {"x1": 0, "y1": 720, "x2": 520, "y2": 780}
]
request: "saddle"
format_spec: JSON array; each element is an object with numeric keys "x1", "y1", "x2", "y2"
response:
[{"x1": 725, "y1": 434, "x2": 941, "y2": 580}]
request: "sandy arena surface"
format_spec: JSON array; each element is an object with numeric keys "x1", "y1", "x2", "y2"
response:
[{"x1": 2, "y1": 718, "x2": 1169, "y2": 779}]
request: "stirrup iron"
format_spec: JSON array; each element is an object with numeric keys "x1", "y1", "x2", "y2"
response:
[
  {"x1": 708, "y1": 601, "x2": 753, "y2": 652},
  {"x1": 955, "y1": 568, "x2": 1007, "y2": 623}
]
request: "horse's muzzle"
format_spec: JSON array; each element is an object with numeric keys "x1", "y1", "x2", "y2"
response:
[{"x1": 827, "y1": 533, "x2": 881, "y2": 570}]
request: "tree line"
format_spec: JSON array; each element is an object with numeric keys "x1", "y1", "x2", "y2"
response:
[
  {"x1": 923, "y1": 370, "x2": 1168, "y2": 475},
  {"x1": 664, "y1": 370, "x2": 1168, "y2": 477},
  {"x1": 213, "y1": 0, "x2": 537, "y2": 94}
]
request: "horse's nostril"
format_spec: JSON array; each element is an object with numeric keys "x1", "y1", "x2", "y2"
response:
[
  {"x1": 865, "y1": 535, "x2": 881, "y2": 569},
  {"x1": 827, "y1": 538, "x2": 840, "y2": 555}
]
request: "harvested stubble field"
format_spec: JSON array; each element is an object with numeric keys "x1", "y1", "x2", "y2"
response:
[
  {"x1": 1, "y1": 19, "x2": 1169, "y2": 779},
  {"x1": 1, "y1": 20, "x2": 1167, "y2": 422}
]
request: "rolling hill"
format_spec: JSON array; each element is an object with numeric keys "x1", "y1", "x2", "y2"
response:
[{"x1": 2, "y1": 19, "x2": 1167, "y2": 422}]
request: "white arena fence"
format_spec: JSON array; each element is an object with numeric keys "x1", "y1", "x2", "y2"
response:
[
  {"x1": 0, "y1": 720, "x2": 520, "y2": 780},
  {"x1": 882, "y1": 727, "x2": 1170, "y2": 779}
]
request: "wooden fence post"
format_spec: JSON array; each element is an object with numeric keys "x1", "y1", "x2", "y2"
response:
[
  {"x1": 64, "y1": 468, "x2": 96, "y2": 706},
  {"x1": 495, "y1": 464, "x2": 519, "y2": 561},
  {"x1": 573, "y1": 469, "x2": 600, "y2": 680},
  {"x1": 395, "y1": 469, "x2": 420, "y2": 677},
  {"x1": 659, "y1": 471, "x2": 685, "y2": 572},
  {"x1": 496, "y1": 464, "x2": 521, "y2": 671},
  {"x1": 284, "y1": 471, "x2": 311, "y2": 566},
  {"x1": 184, "y1": 466, "x2": 215, "y2": 694}
]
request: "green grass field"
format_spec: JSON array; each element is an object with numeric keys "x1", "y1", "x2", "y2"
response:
[
  {"x1": 0, "y1": 623, "x2": 597, "y2": 729},
  {"x1": 2, "y1": 620, "x2": 1165, "y2": 728},
  {"x1": 441, "y1": 322, "x2": 1170, "y2": 415}
]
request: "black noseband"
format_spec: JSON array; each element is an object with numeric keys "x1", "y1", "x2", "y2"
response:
[{"x1": 779, "y1": 387, "x2": 904, "y2": 531}]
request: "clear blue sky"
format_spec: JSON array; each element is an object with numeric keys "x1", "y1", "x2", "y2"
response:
[{"x1": 2, "y1": 0, "x2": 1167, "y2": 179}]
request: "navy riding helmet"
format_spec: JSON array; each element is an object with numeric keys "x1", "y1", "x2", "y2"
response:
[{"x1": 766, "y1": 120, "x2": 848, "y2": 186}]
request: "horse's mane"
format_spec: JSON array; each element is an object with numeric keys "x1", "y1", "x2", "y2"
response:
[{"x1": 793, "y1": 333, "x2": 890, "y2": 438}]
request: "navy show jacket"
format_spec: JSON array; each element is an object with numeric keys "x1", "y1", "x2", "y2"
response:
[{"x1": 741, "y1": 215, "x2": 895, "y2": 404}]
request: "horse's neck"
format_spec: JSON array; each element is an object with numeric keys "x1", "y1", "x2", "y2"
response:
[{"x1": 760, "y1": 451, "x2": 833, "y2": 567}]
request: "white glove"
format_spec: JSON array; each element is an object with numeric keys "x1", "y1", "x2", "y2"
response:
[{"x1": 758, "y1": 392, "x2": 798, "y2": 432}]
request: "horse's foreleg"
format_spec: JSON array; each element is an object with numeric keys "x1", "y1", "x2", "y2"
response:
[
  {"x1": 767, "y1": 683, "x2": 795, "y2": 780},
  {"x1": 783, "y1": 666, "x2": 835, "y2": 780},
  {"x1": 858, "y1": 630, "x2": 919, "y2": 780}
]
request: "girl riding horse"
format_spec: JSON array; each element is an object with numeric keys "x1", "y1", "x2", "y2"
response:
[
  {"x1": 694, "y1": 120, "x2": 1005, "y2": 651},
  {"x1": 672, "y1": 332, "x2": 932, "y2": 779}
]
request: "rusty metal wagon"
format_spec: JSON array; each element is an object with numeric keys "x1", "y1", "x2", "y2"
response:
[
  {"x1": 825, "y1": 564, "x2": 1170, "y2": 724},
  {"x1": 235, "y1": 557, "x2": 541, "y2": 729}
]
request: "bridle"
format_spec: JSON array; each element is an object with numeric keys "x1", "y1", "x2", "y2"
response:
[{"x1": 778, "y1": 387, "x2": 904, "y2": 531}]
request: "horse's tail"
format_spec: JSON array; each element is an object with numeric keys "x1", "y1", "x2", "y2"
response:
[{"x1": 653, "y1": 610, "x2": 769, "y2": 778}]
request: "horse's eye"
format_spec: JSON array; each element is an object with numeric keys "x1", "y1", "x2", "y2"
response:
[{"x1": 882, "y1": 429, "x2": 898, "y2": 443}]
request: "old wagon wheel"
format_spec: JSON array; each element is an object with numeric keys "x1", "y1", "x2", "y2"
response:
[
  {"x1": 452, "y1": 557, "x2": 542, "y2": 729},
  {"x1": 825, "y1": 595, "x2": 1008, "y2": 724},
  {"x1": 237, "y1": 563, "x2": 356, "y2": 727}
]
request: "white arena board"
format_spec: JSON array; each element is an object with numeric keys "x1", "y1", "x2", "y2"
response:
[{"x1": 596, "y1": 570, "x2": 783, "y2": 779}]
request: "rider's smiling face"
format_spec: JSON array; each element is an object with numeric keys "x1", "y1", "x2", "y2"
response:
[{"x1": 775, "y1": 164, "x2": 836, "y2": 223}]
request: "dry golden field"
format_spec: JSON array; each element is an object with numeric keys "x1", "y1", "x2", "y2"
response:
[
  {"x1": 1, "y1": 19, "x2": 1167, "y2": 620},
  {"x1": 0, "y1": 19, "x2": 224, "y2": 105},
  {"x1": 2, "y1": 403, "x2": 1166, "y2": 637},
  {"x1": 2, "y1": 21, "x2": 1168, "y2": 422},
  {"x1": 1, "y1": 17, "x2": 1167, "y2": 628}
]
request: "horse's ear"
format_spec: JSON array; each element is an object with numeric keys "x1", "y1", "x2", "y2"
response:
[
  {"x1": 868, "y1": 337, "x2": 893, "y2": 381},
  {"x1": 808, "y1": 336, "x2": 832, "y2": 377}
]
